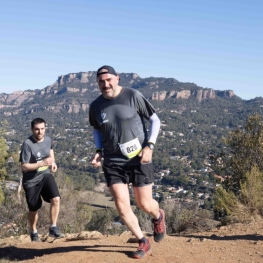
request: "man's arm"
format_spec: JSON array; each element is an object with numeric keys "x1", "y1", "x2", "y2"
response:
[
  {"x1": 90, "y1": 129, "x2": 103, "y2": 168},
  {"x1": 49, "y1": 149, "x2": 57, "y2": 172},
  {"x1": 140, "y1": 113, "x2": 161, "y2": 163},
  {"x1": 21, "y1": 157, "x2": 54, "y2": 173},
  {"x1": 50, "y1": 149, "x2": 55, "y2": 160},
  {"x1": 148, "y1": 113, "x2": 161, "y2": 144}
]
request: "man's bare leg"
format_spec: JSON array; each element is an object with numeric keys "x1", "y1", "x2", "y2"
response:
[
  {"x1": 134, "y1": 184, "x2": 166, "y2": 243},
  {"x1": 133, "y1": 184, "x2": 160, "y2": 219},
  {"x1": 28, "y1": 210, "x2": 38, "y2": 232},
  {"x1": 109, "y1": 184, "x2": 144, "y2": 240},
  {"x1": 50, "y1": 196, "x2": 60, "y2": 226},
  {"x1": 49, "y1": 196, "x2": 64, "y2": 238}
]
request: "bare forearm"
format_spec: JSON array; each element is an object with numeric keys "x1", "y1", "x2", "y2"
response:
[
  {"x1": 50, "y1": 149, "x2": 55, "y2": 162},
  {"x1": 21, "y1": 157, "x2": 54, "y2": 173},
  {"x1": 21, "y1": 161, "x2": 45, "y2": 173}
]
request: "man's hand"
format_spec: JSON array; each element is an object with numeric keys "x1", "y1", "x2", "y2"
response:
[
  {"x1": 139, "y1": 146, "x2": 153, "y2": 163},
  {"x1": 42, "y1": 157, "x2": 55, "y2": 166},
  {"x1": 91, "y1": 153, "x2": 102, "y2": 168},
  {"x1": 51, "y1": 162, "x2": 57, "y2": 172}
]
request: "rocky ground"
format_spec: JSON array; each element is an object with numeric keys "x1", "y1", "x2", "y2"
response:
[{"x1": 1, "y1": 221, "x2": 263, "y2": 263}]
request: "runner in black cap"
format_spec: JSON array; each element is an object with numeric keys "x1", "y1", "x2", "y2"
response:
[{"x1": 89, "y1": 66, "x2": 166, "y2": 259}]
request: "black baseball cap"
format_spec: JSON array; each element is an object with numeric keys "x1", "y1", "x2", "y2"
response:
[{"x1": 96, "y1": 65, "x2": 118, "y2": 77}]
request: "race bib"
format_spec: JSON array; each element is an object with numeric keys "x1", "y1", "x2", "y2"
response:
[
  {"x1": 119, "y1": 138, "x2": 142, "y2": 159},
  {"x1": 37, "y1": 161, "x2": 49, "y2": 172}
]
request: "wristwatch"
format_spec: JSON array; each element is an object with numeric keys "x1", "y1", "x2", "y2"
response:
[{"x1": 147, "y1": 142, "x2": 155, "y2": 150}]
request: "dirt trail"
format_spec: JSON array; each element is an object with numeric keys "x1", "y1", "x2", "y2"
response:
[{"x1": 1, "y1": 222, "x2": 263, "y2": 263}]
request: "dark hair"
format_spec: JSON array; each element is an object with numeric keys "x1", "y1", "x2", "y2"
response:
[{"x1": 31, "y1": 118, "x2": 46, "y2": 129}]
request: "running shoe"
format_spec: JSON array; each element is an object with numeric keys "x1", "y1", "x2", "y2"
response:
[
  {"x1": 30, "y1": 232, "x2": 40, "y2": 242},
  {"x1": 49, "y1": 226, "x2": 65, "y2": 238},
  {"x1": 132, "y1": 238, "x2": 152, "y2": 259},
  {"x1": 152, "y1": 209, "x2": 166, "y2": 242}
]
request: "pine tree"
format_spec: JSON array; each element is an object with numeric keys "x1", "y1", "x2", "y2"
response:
[
  {"x1": 0, "y1": 129, "x2": 8, "y2": 181},
  {"x1": 224, "y1": 113, "x2": 263, "y2": 192},
  {"x1": 214, "y1": 113, "x2": 263, "y2": 223}
]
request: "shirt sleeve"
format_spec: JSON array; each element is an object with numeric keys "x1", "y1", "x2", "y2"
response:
[
  {"x1": 19, "y1": 141, "x2": 32, "y2": 164},
  {"x1": 93, "y1": 129, "x2": 103, "y2": 149},
  {"x1": 148, "y1": 113, "x2": 161, "y2": 144},
  {"x1": 134, "y1": 90, "x2": 156, "y2": 120},
  {"x1": 89, "y1": 103, "x2": 100, "y2": 129}
]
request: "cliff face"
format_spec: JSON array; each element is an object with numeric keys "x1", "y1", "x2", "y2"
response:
[
  {"x1": 57, "y1": 72, "x2": 94, "y2": 85},
  {"x1": 151, "y1": 88, "x2": 220, "y2": 101},
  {"x1": 0, "y1": 91, "x2": 36, "y2": 106},
  {"x1": 194, "y1": 88, "x2": 216, "y2": 102},
  {"x1": 40, "y1": 71, "x2": 98, "y2": 96},
  {"x1": 152, "y1": 91, "x2": 167, "y2": 101},
  {"x1": 0, "y1": 71, "x2": 236, "y2": 116},
  {"x1": 216, "y1": 90, "x2": 235, "y2": 98}
]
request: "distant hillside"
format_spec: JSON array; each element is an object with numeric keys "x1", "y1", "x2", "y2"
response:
[
  {"x1": 0, "y1": 70, "x2": 243, "y2": 116},
  {"x1": 1, "y1": 70, "x2": 263, "y2": 194}
]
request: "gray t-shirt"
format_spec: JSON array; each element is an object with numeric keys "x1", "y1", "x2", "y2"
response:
[
  {"x1": 89, "y1": 87, "x2": 156, "y2": 165},
  {"x1": 20, "y1": 135, "x2": 52, "y2": 188}
]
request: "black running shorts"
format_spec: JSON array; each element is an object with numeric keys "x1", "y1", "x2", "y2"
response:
[
  {"x1": 23, "y1": 173, "x2": 60, "y2": 211},
  {"x1": 102, "y1": 162, "x2": 154, "y2": 187}
]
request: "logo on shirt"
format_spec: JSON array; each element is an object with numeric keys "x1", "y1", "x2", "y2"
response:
[
  {"x1": 37, "y1": 152, "x2": 41, "y2": 158},
  {"x1": 101, "y1": 112, "x2": 108, "y2": 124},
  {"x1": 101, "y1": 113, "x2": 106, "y2": 120}
]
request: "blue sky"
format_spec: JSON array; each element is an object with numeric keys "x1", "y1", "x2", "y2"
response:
[{"x1": 0, "y1": 0, "x2": 262, "y2": 100}]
